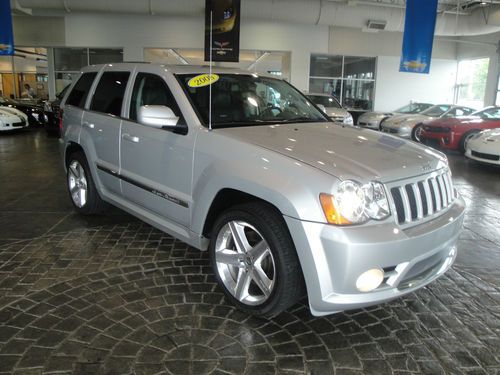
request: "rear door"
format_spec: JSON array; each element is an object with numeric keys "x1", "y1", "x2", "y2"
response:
[
  {"x1": 83, "y1": 68, "x2": 131, "y2": 196},
  {"x1": 119, "y1": 70, "x2": 193, "y2": 227}
]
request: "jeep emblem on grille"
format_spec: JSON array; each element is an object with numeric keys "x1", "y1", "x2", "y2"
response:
[{"x1": 422, "y1": 163, "x2": 432, "y2": 172}]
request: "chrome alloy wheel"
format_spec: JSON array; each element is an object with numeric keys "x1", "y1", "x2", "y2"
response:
[
  {"x1": 67, "y1": 160, "x2": 88, "y2": 208},
  {"x1": 214, "y1": 221, "x2": 276, "y2": 306},
  {"x1": 414, "y1": 125, "x2": 423, "y2": 142}
]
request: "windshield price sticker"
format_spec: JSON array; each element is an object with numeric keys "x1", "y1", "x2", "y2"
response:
[{"x1": 188, "y1": 74, "x2": 219, "y2": 88}]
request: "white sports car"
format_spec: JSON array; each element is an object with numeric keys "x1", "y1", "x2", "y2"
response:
[
  {"x1": 465, "y1": 129, "x2": 500, "y2": 165},
  {"x1": 0, "y1": 107, "x2": 28, "y2": 131}
]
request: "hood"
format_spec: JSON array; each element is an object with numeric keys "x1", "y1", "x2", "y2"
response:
[
  {"x1": 359, "y1": 111, "x2": 392, "y2": 122},
  {"x1": 217, "y1": 122, "x2": 448, "y2": 183},
  {"x1": 324, "y1": 107, "x2": 350, "y2": 118},
  {"x1": 475, "y1": 128, "x2": 500, "y2": 141},
  {"x1": 0, "y1": 106, "x2": 28, "y2": 120},
  {"x1": 427, "y1": 116, "x2": 489, "y2": 128}
]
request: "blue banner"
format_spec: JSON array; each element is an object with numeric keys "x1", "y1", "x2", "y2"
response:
[
  {"x1": 400, "y1": 0, "x2": 438, "y2": 74},
  {"x1": 0, "y1": 0, "x2": 14, "y2": 55}
]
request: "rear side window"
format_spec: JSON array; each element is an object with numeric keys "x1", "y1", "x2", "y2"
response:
[
  {"x1": 90, "y1": 72, "x2": 130, "y2": 116},
  {"x1": 129, "y1": 73, "x2": 183, "y2": 123},
  {"x1": 66, "y1": 72, "x2": 97, "y2": 108}
]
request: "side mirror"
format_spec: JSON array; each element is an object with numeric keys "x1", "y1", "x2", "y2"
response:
[
  {"x1": 138, "y1": 105, "x2": 179, "y2": 129},
  {"x1": 317, "y1": 104, "x2": 327, "y2": 113}
]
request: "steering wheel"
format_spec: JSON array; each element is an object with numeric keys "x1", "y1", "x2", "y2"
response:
[{"x1": 260, "y1": 106, "x2": 282, "y2": 118}]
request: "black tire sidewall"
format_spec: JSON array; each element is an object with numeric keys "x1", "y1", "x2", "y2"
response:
[{"x1": 209, "y1": 205, "x2": 298, "y2": 317}]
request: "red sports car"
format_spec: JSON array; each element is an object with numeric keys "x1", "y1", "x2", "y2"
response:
[{"x1": 419, "y1": 106, "x2": 500, "y2": 153}]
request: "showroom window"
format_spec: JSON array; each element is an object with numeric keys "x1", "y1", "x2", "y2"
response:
[
  {"x1": 54, "y1": 48, "x2": 123, "y2": 94},
  {"x1": 496, "y1": 74, "x2": 500, "y2": 106},
  {"x1": 455, "y1": 57, "x2": 489, "y2": 109},
  {"x1": 309, "y1": 54, "x2": 376, "y2": 111}
]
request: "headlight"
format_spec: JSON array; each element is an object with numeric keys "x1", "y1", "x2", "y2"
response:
[
  {"x1": 344, "y1": 115, "x2": 353, "y2": 125},
  {"x1": 320, "y1": 180, "x2": 390, "y2": 225}
]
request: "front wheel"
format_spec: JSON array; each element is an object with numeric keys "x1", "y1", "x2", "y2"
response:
[
  {"x1": 459, "y1": 130, "x2": 480, "y2": 154},
  {"x1": 411, "y1": 123, "x2": 424, "y2": 142},
  {"x1": 209, "y1": 202, "x2": 305, "y2": 318}
]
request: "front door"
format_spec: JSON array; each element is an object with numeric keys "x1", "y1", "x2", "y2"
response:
[{"x1": 120, "y1": 72, "x2": 193, "y2": 228}]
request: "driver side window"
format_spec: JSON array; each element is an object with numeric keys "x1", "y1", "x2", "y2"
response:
[{"x1": 129, "y1": 73, "x2": 183, "y2": 124}]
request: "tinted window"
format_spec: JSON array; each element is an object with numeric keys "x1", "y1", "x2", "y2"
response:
[
  {"x1": 66, "y1": 73, "x2": 97, "y2": 108},
  {"x1": 129, "y1": 73, "x2": 183, "y2": 122},
  {"x1": 91, "y1": 72, "x2": 130, "y2": 116}
]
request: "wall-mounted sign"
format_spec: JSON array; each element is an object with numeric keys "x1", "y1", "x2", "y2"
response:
[
  {"x1": 204, "y1": 0, "x2": 241, "y2": 62},
  {"x1": 399, "y1": 0, "x2": 438, "y2": 74},
  {"x1": 0, "y1": 0, "x2": 14, "y2": 56}
]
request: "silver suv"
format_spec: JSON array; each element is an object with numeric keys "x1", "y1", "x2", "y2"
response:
[{"x1": 59, "y1": 63, "x2": 465, "y2": 317}]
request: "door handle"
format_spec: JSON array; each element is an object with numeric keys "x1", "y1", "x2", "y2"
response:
[
  {"x1": 83, "y1": 122, "x2": 95, "y2": 129},
  {"x1": 122, "y1": 133, "x2": 140, "y2": 143}
]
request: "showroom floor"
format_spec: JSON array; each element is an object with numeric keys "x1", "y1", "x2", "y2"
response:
[{"x1": 0, "y1": 129, "x2": 498, "y2": 375}]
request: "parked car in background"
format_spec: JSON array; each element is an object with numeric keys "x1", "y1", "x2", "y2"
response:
[
  {"x1": 420, "y1": 106, "x2": 500, "y2": 153},
  {"x1": 0, "y1": 96, "x2": 46, "y2": 126},
  {"x1": 0, "y1": 107, "x2": 28, "y2": 131},
  {"x1": 465, "y1": 129, "x2": 500, "y2": 165},
  {"x1": 0, "y1": 105, "x2": 29, "y2": 124},
  {"x1": 60, "y1": 63, "x2": 464, "y2": 318},
  {"x1": 357, "y1": 102, "x2": 433, "y2": 130},
  {"x1": 306, "y1": 93, "x2": 354, "y2": 125},
  {"x1": 381, "y1": 104, "x2": 476, "y2": 140},
  {"x1": 44, "y1": 85, "x2": 71, "y2": 136}
]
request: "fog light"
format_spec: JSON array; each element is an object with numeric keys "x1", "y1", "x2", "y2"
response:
[{"x1": 356, "y1": 268, "x2": 384, "y2": 292}]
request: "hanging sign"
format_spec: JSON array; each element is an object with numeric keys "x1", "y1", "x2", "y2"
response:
[
  {"x1": 399, "y1": 0, "x2": 438, "y2": 74},
  {"x1": 204, "y1": 0, "x2": 241, "y2": 62},
  {"x1": 0, "y1": 0, "x2": 14, "y2": 55}
]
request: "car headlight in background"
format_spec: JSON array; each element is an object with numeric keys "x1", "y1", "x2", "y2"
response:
[{"x1": 320, "y1": 180, "x2": 390, "y2": 225}]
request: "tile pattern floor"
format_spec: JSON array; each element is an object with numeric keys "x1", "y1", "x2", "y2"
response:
[{"x1": 0, "y1": 129, "x2": 499, "y2": 374}]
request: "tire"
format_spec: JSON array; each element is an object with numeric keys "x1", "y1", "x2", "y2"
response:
[
  {"x1": 209, "y1": 202, "x2": 305, "y2": 318},
  {"x1": 459, "y1": 129, "x2": 480, "y2": 154},
  {"x1": 378, "y1": 117, "x2": 389, "y2": 131},
  {"x1": 66, "y1": 151, "x2": 107, "y2": 215},
  {"x1": 411, "y1": 123, "x2": 424, "y2": 142}
]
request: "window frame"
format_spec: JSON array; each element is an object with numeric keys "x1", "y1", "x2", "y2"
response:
[
  {"x1": 65, "y1": 72, "x2": 98, "y2": 109},
  {"x1": 127, "y1": 72, "x2": 186, "y2": 126},
  {"x1": 89, "y1": 71, "x2": 131, "y2": 117}
]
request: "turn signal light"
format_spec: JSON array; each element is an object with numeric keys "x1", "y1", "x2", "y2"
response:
[{"x1": 319, "y1": 193, "x2": 352, "y2": 225}]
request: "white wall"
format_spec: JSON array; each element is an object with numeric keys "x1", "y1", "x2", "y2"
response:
[
  {"x1": 63, "y1": 14, "x2": 329, "y2": 91},
  {"x1": 328, "y1": 26, "x2": 459, "y2": 111},
  {"x1": 375, "y1": 56, "x2": 457, "y2": 111}
]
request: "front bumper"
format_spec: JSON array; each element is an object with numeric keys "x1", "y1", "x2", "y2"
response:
[
  {"x1": 421, "y1": 132, "x2": 457, "y2": 150},
  {"x1": 285, "y1": 196, "x2": 465, "y2": 316},
  {"x1": 381, "y1": 126, "x2": 411, "y2": 138}
]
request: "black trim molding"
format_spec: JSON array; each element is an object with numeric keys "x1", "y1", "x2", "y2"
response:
[{"x1": 96, "y1": 164, "x2": 189, "y2": 208}]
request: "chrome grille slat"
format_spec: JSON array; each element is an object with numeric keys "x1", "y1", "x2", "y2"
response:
[
  {"x1": 430, "y1": 177, "x2": 442, "y2": 211},
  {"x1": 390, "y1": 170, "x2": 455, "y2": 226},
  {"x1": 437, "y1": 175, "x2": 448, "y2": 206},
  {"x1": 423, "y1": 179, "x2": 434, "y2": 215},
  {"x1": 411, "y1": 183, "x2": 424, "y2": 219}
]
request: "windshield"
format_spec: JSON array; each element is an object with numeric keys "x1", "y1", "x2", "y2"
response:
[
  {"x1": 306, "y1": 95, "x2": 342, "y2": 109},
  {"x1": 395, "y1": 103, "x2": 433, "y2": 114},
  {"x1": 473, "y1": 107, "x2": 500, "y2": 120},
  {"x1": 177, "y1": 74, "x2": 328, "y2": 128},
  {"x1": 421, "y1": 105, "x2": 451, "y2": 117}
]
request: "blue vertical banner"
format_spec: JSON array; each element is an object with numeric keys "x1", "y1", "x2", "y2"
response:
[
  {"x1": 399, "y1": 0, "x2": 438, "y2": 74},
  {"x1": 0, "y1": 0, "x2": 14, "y2": 55}
]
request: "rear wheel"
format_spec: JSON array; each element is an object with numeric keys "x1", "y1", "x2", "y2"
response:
[
  {"x1": 66, "y1": 151, "x2": 107, "y2": 214},
  {"x1": 459, "y1": 129, "x2": 480, "y2": 154},
  {"x1": 209, "y1": 202, "x2": 304, "y2": 318},
  {"x1": 411, "y1": 123, "x2": 424, "y2": 142}
]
